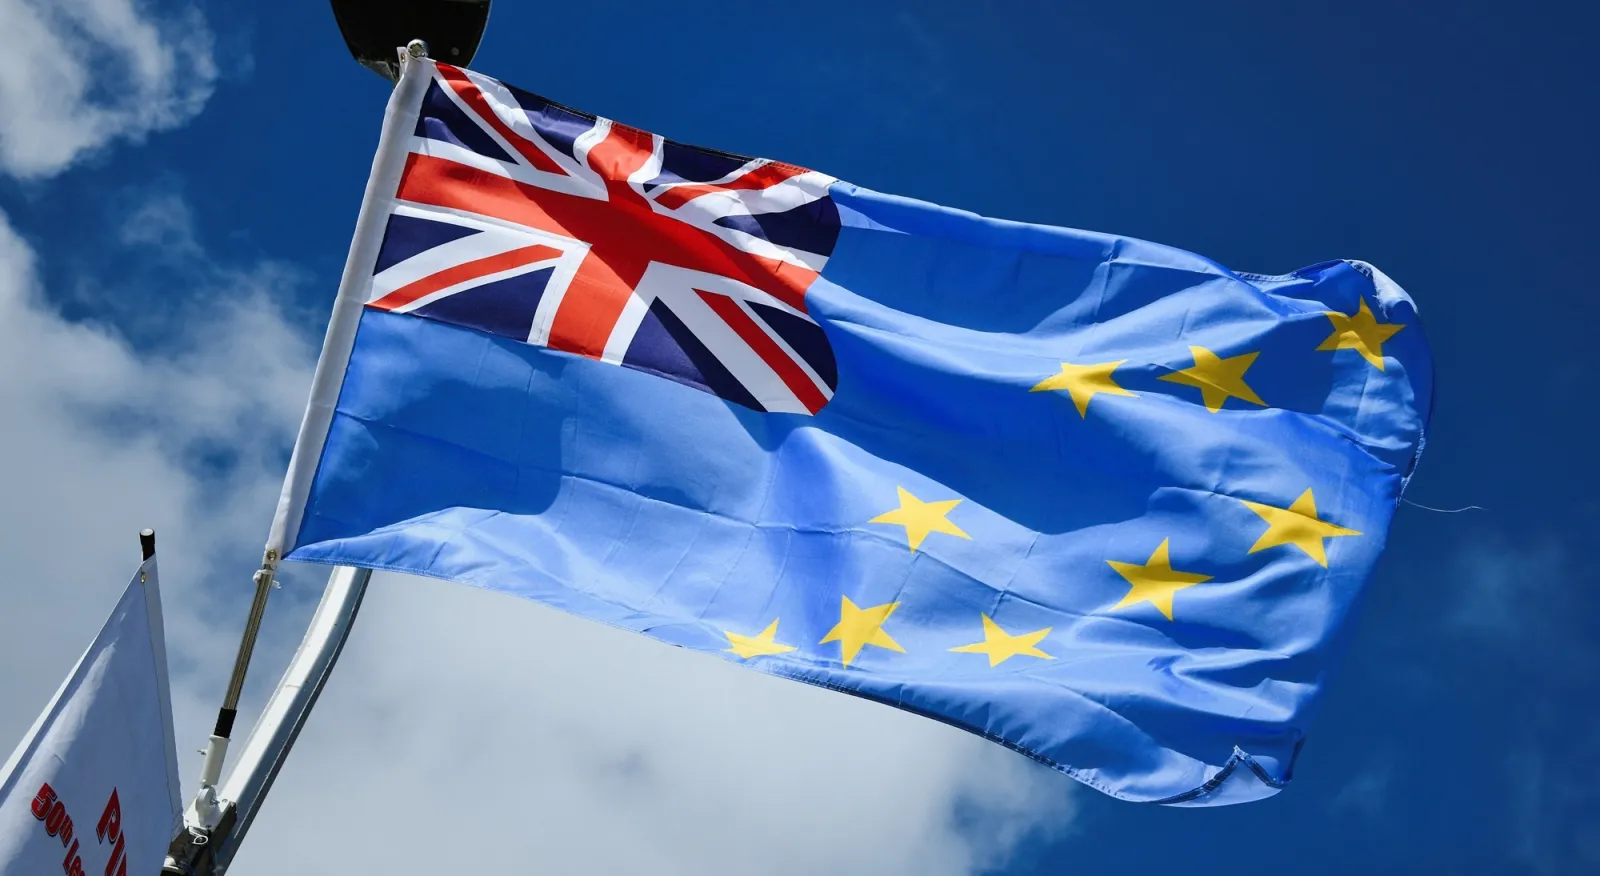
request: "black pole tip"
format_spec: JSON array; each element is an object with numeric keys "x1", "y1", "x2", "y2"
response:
[
  {"x1": 139, "y1": 529, "x2": 156, "y2": 561},
  {"x1": 330, "y1": 0, "x2": 491, "y2": 80}
]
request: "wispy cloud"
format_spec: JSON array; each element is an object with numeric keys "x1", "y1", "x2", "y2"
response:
[
  {"x1": 0, "y1": 0, "x2": 216, "y2": 179},
  {"x1": 1506, "y1": 736, "x2": 1600, "y2": 876},
  {"x1": 1327, "y1": 753, "x2": 1394, "y2": 821},
  {"x1": 1435, "y1": 538, "x2": 1600, "y2": 874},
  {"x1": 1444, "y1": 538, "x2": 1585, "y2": 663}
]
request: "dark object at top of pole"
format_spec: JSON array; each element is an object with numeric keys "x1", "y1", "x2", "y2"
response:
[
  {"x1": 140, "y1": 528, "x2": 156, "y2": 561},
  {"x1": 330, "y1": 0, "x2": 491, "y2": 81}
]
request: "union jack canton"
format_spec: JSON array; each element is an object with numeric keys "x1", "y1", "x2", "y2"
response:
[{"x1": 368, "y1": 63, "x2": 842, "y2": 415}]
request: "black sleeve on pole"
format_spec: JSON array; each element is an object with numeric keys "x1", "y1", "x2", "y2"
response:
[
  {"x1": 214, "y1": 708, "x2": 238, "y2": 739},
  {"x1": 140, "y1": 528, "x2": 156, "y2": 561}
]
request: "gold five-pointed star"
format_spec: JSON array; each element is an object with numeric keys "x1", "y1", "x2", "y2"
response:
[
  {"x1": 1105, "y1": 539, "x2": 1213, "y2": 621},
  {"x1": 950, "y1": 614, "x2": 1054, "y2": 667},
  {"x1": 870, "y1": 486, "x2": 971, "y2": 552},
  {"x1": 819, "y1": 596, "x2": 905, "y2": 666},
  {"x1": 1239, "y1": 488, "x2": 1361, "y2": 567},
  {"x1": 724, "y1": 619, "x2": 797, "y2": 660},
  {"x1": 1029, "y1": 360, "x2": 1137, "y2": 417},
  {"x1": 1158, "y1": 346, "x2": 1265, "y2": 413},
  {"x1": 1318, "y1": 298, "x2": 1404, "y2": 370}
]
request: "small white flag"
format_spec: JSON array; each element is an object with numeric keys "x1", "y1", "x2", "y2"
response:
[{"x1": 0, "y1": 555, "x2": 182, "y2": 876}]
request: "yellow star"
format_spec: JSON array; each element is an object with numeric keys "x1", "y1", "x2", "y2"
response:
[
  {"x1": 1029, "y1": 360, "x2": 1137, "y2": 417},
  {"x1": 949, "y1": 614, "x2": 1054, "y2": 667},
  {"x1": 1239, "y1": 488, "x2": 1361, "y2": 567},
  {"x1": 724, "y1": 619, "x2": 797, "y2": 660},
  {"x1": 1318, "y1": 298, "x2": 1404, "y2": 370},
  {"x1": 1158, "y1": 346, "x2": 1265, "y2": 413},
  {"x1": 819, "y1": 596, "x2": 905, "y2": 667},
  {"x1": 1105, "y1": 538, "x2": 1213, "y2": 621},
  {"x1": 870, "y1": 486, "x2": 971, "y2": 552}
]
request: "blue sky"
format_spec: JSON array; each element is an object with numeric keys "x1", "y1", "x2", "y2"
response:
[{"x1": 1, "y1": 1, "x2": 1595, "y2": 873}]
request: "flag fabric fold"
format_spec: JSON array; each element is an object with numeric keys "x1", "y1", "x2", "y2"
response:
[
  {"x1": 269, "y1": 54, "x2": 1432, "y2": 805},
  {"x1": 0, "y1": 556, "x2": 182, "y2": 873}
]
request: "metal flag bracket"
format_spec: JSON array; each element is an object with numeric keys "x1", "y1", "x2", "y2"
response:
[{"x1": 161, "y1": 563, "x2": 374, "y2": 875}]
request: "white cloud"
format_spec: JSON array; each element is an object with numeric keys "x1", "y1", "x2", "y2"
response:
[
  {"x1": 0, "y1": 0, "x2": 216, "y2": 179},
  {"x1": 0, "y1": 200, "x2": 317, "y2": 749},
  {"x1": 0, "y1": 188, "x2": 1069, "y2": 876}
]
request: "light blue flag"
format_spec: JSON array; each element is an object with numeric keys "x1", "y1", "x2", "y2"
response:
[{"x1": 268, "y1": 55, "x2": 1432, "y2": 805}]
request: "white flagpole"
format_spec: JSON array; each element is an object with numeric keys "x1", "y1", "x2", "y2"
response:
[
  {"x1": 212, "y1": 566, "x2": 371, "y2": 873},
  {"x1": 162, "y1": 39, "x2": 434, "y2": 876}
]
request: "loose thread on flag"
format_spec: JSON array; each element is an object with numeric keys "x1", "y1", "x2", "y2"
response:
[{"x1": 1400, "y1": 497, "x2": 1486, "y2": 514}]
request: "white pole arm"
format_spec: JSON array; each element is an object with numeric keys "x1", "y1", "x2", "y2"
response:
[
  {"x1": 212, "y1": 565, "x2": 372, "y2": 872},
  {"x1": 161, "y1": 566, "x2": 372, "y2": 875}
]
